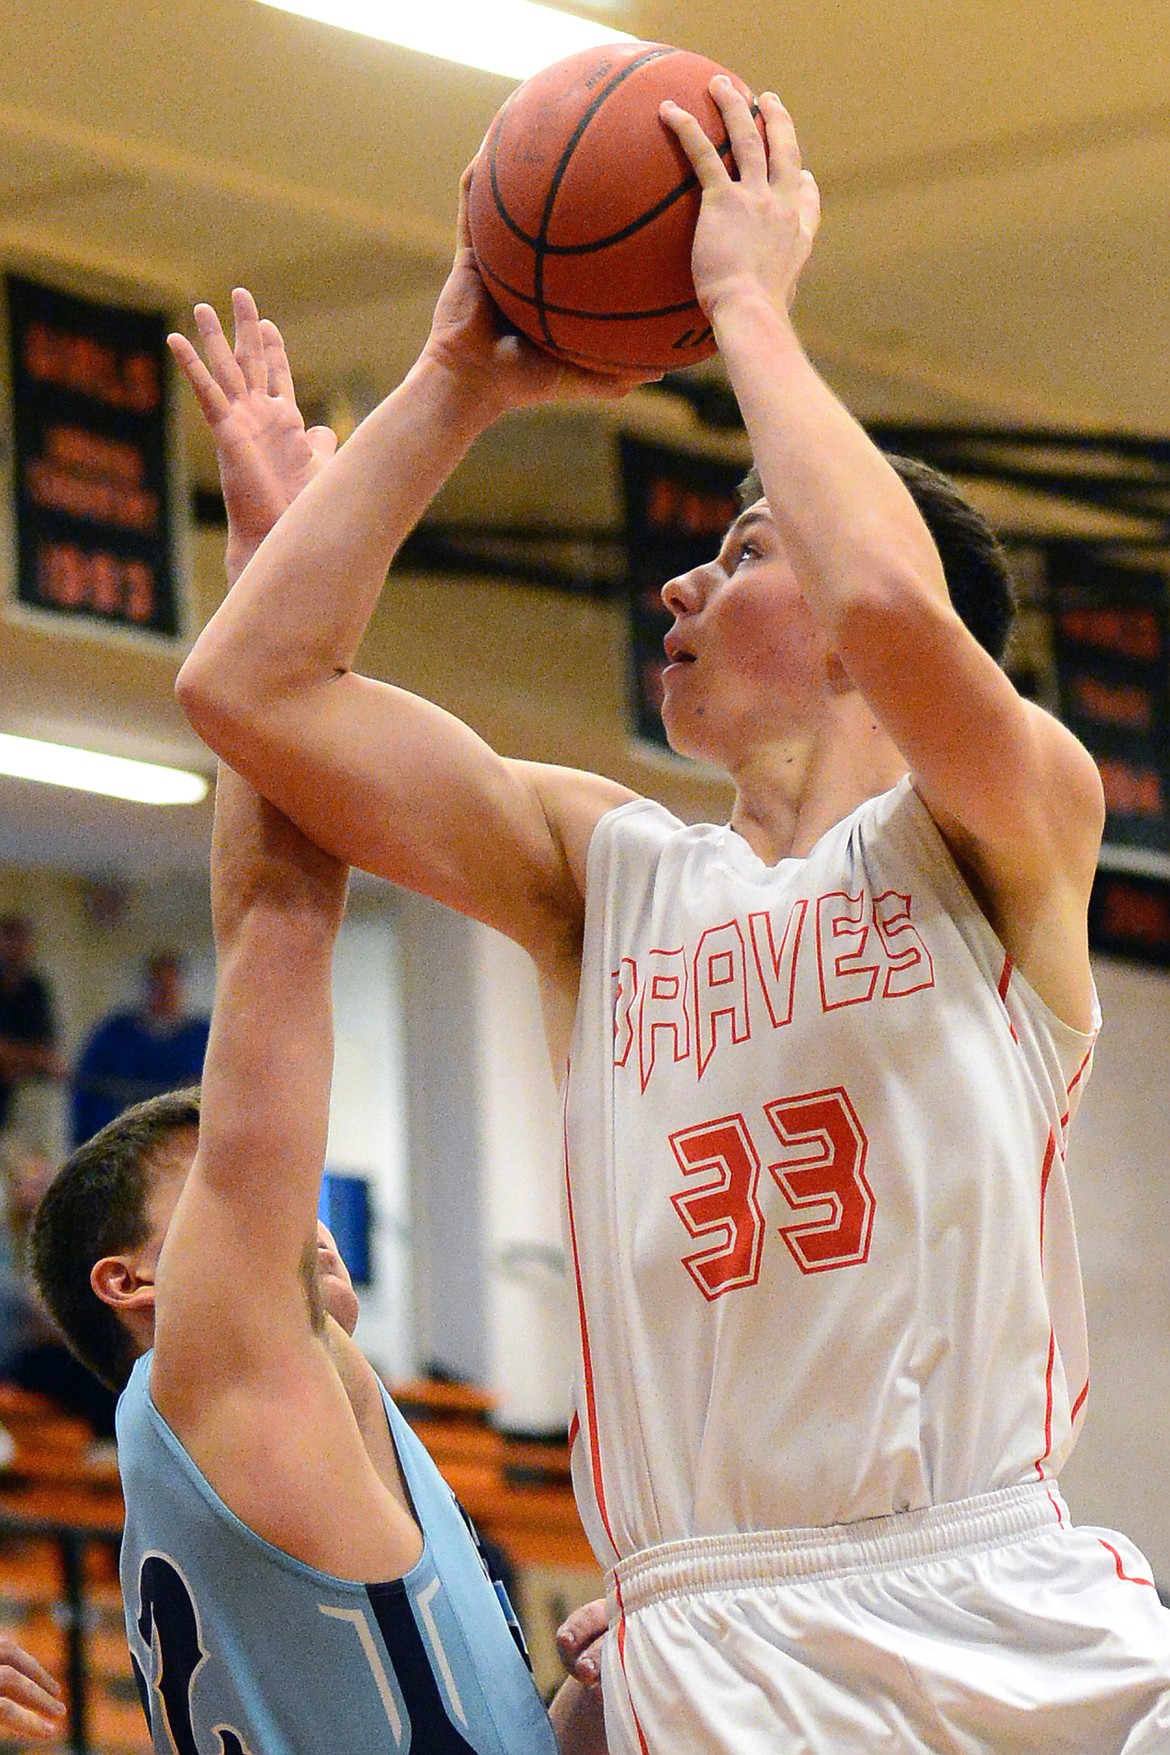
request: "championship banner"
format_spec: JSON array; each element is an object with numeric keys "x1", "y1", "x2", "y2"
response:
[
  {"x1": 1088, "y1": 866, "x2": 1170, "y2": 969},
  {"x1": 620, "y1": 435, "x2": 745, "y2": 749},
  {"x1": 1049, "y1": 547, "x2": 1170, "y2": 857},
  {"x1": 6, "y1": 273, "x2": 182, "y2": 640}
]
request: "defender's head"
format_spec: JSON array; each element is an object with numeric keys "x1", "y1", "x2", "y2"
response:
[
  {"x1": 31, "y1": 1091, "x2": 358, "y2": 1394},
  {"x1": 32, "y1": 1088, "x2": 201, "y2": 1392}
]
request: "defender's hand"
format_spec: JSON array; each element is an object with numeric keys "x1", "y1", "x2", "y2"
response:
[
  {"x1": 168, "y1": 289, "x2": 338, "y2": 576},
  {"x1": 556, "y1": 1596, "x2": 607, "y2": 1688},
  {"x1": 660, "y1": 81, "x2": 820, "y2": 322},
  {"x1": 0, "y1": 1634, "x2": 67, "y2": 1741}
]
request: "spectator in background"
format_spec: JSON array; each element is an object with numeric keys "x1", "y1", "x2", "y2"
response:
[
  {"x1": 0, "y1": 916, "x2": 61, "y2": 1140},
  {"x1": 0, "y1": 1138, "x2": 117, "y2": 1437},
  {"x1": 71, "y1": 951, "x2": 210, "y2": 1147}
]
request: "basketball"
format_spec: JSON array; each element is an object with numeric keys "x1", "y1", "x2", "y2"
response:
[{"x1": 467, "y1": 41, "x2": 765, "y2": 375}]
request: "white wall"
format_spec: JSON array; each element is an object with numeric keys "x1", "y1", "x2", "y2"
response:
[
  {"x1": 472, "y1": 923, "x2": 574, "y2": 1436},
  {"x1": 326, "y1": 902, "x2": 412, "y2": 1382},
  {"x1": 1061, "y1": 954, "x2": 1170, "y2": 1582}
]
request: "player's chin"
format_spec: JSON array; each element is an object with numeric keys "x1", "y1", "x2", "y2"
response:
[{"x1": 659, "y1": 694, "x2": 711, "y2": 763}]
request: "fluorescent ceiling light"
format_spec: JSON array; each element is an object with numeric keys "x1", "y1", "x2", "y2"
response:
[
  {"x1": 0, "y1": 734, "x2": 209, "y2": 807},
  {"x1": 256, "y1": 0, "x2": 638, "y2": 80}
]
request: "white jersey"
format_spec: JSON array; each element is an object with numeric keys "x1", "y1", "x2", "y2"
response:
[{"x1": 564, "y1": 777, "x2": 1099, "y2": 1567}]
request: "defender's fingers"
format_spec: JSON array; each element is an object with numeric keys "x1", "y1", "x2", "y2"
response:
[
  {"x1": 0, "y1": 1668, "x2": 67, "y2": 1738},
  {"x1": 0, "y1": 1640, "x2": 62, "y2": 1698},
  {"x1": 167, "y1": 330, "x2": 233, "y2": 428},
  {"x1": 710, "y1": 75, "x2": 768, "y2": 182},
  {"x1": 556, "y1": 1598, "x2": 608, "y2": 1664},
  {"x1": 0, "y1": 1700, "x2": 65, "y2": 1739},
  {"x1": 231, "y1": 287, "x2": 268, "y2": 393},
  {"x1": 759, "y1": 91, "x2": 803, "y2": 189},
  {"x1": 659, "y1": 99, "x2": 728, "y2": 188},
  {"x1": 306, "y1": 425, "x2": 339, "y2": 460},
  {"x1": 259, "y1": 318, "x2": 296, "y2": 401},
  {"x1": 192, "y1": 302, "x2": 248, "y2": 398}
]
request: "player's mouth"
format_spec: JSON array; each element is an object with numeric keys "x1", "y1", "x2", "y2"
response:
[{"x1": 663, "y1": 634, "x2": 695, "y2": 667}]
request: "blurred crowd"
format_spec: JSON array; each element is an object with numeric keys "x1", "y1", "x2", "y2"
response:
[{"x1": 0, "y1": 915, "x2": 209, "y2": 1443}]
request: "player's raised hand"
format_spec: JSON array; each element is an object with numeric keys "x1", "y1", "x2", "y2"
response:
[
  {"x1": 0, "y1": 1633, "x2": 67, "y2": 1741},
  {"x1": 422, "y1": 163, "x2": 653, "y2": 414},
  {"x1": 168, "y1": 289, "x2": 338, "y2": 578},
  {"x1": 660, "y1": 80, "x2": 820, "y2": 322}
]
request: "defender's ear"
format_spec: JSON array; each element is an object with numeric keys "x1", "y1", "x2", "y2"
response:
[{"x1": 90, "y1": 1256, "x2": 155, "y2": 1315}]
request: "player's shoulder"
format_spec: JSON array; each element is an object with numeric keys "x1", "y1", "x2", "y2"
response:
[{"x1": 1020, "y1": 695, "x2": 1105, "y2": 824}]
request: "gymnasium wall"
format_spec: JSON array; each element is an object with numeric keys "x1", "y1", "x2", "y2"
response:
[{"x1": 1061, "y1": 953, "x2": 1170, "y2": 1582}]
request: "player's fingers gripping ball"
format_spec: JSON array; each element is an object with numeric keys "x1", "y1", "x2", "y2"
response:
[{"x1": 467, "y1": 41, "x2": 766, "y2": 375}]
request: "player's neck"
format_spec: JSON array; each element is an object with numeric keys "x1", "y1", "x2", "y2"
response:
[{"x1": 728, "y1": 701, "x2": 906, "y2": 865}]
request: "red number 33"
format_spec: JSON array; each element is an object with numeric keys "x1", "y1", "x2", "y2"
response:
[{"x1": 669, "y1": 1087, "x2": 874, "y2": 1299}]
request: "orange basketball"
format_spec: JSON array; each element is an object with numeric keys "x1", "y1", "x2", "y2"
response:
[{"x1": 467, "y1": 41, "x2": 765, "y2": 375}]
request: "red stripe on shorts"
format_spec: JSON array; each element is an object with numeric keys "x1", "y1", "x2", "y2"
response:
[
  {"x1": 1098, "y1": 1539, "x2": 1156, "y2": 1588},
  {"x1": 613, "y1": 1573, "x2": 652, "y2": 1755}
]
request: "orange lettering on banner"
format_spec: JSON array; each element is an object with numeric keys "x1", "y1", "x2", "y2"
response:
[
  {"x1": 35, "y1": 542, "x2": 156, "y2": 623},
  {"x1": 22, "y1": 320, "x2": 160, "y2": 413},
  {"x1": 1101, "y1": 882, "x2": 1170, "y2": 947},
  {"x1": 644, "y1": 476, "x2": 738, "y2": 537},
  {"x1": 1070, "y1": 674, "x2": 1153, "y2": 730},
  {"x1": 1059, "y1": 607, "x2": 1162, "y2": 664},
  {"x1": 1098, "y1": 758, "x2": 1165, "y2": 819},
  {"x1": 24, "y1": 424, "x2": 158, "y2": 533}
]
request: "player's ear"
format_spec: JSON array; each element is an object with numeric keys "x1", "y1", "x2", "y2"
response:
[{"x1": 91, "y1": 1254, "x2": 155, "y2": 1315}]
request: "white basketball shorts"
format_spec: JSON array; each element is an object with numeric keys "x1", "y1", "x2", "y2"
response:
[{"x1": 602, "y1": 1481, "x2": 1170, "y2": 1754}]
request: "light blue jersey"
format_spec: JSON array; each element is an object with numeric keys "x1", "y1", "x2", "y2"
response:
[{"x1": 117, "y1": 1354, "x2": 558, "y2": 1755}]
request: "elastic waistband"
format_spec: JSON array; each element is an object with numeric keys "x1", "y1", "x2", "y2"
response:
[{"x1": 608, "y1": 1480, "x2": 1065, "y2": 1618}]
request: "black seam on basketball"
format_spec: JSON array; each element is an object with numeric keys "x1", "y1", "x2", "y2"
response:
[
  {"x1": 478, "y1": 255, "x2": 703, "y2": 322},
  {"x1": 486, "y1": 100, "x2": 744, "y2": 256},
  {"x1": 533, "y1": 46, "x2": 677, "y2": 345},
  {"x1": 531, "y1": 133, "x2": 742, "y2": 256}
]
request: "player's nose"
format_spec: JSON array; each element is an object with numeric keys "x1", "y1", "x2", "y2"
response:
[{"x1": 661, "y1": 562, "x2": 711, "y2": 615}]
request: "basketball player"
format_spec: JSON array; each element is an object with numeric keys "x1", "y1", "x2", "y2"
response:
[
  {"x1": 27, "y1": 380, "x2": 606, "y2": 1755},
  {"x1": 170, "y1": 79, "x2": 1170, "y2": 1753}
]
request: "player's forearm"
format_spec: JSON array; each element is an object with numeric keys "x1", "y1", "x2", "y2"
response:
[
  {"x1": 714, "y1": 293, "x2": 949, "y2": 641},
  {"x1": 198, "y1": 767, "x2": 344, "y2": 1216},
  {"x1": 178, "y1": 353, "x2": 492, "y2": 759},
  {"x1": 210, "y1": 765, "x2": 348, "y2": 948}
]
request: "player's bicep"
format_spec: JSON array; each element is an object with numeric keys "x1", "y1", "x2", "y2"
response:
[{"x1": 191, "y1": 670, "x2": 591, "y2": 947}]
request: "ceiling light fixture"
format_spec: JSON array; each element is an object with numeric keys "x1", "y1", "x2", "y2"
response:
[
  {"x1": 256, "y1": 0, "x2": 638, "y2": 80},
  {"x1": 0, "y1": 734, "x2": 209, "y2": 807}
]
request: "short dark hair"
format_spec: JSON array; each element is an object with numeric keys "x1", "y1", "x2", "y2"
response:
[
  {"x1": 736, "y1": 453, "x2": 1016, "y2": 662},
  {"x1": 31, "y1": 1088, "x2": 201, "y2": 1392}
]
